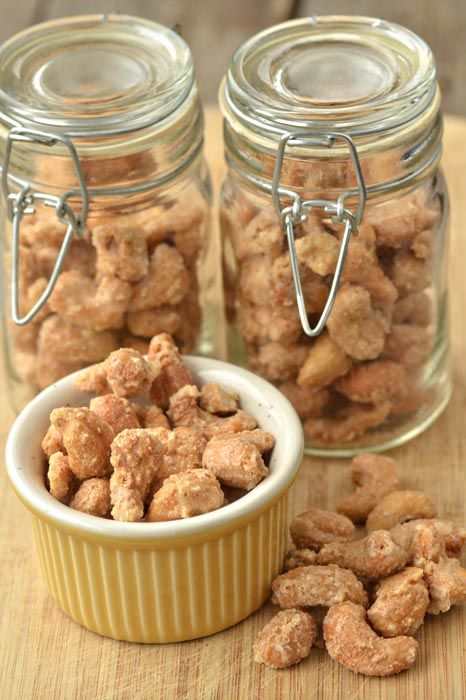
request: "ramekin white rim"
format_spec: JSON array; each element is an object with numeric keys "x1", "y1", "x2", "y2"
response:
[{"x1": 6, "y1": 355, "x2": 304, "y2": 541}]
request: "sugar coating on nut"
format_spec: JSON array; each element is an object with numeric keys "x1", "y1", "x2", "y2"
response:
[
  {"x1": 366, "y1": 490, "x2": 437, "y2": 532},
  {"x1": 272, "y1": 564, "x2": 368, "y2": 608},
  {"x1": 74, "y1": 363, "x2": 110, "y2": 395},
  {"x1": 337, "y1": 453, "x2": 401, "y2": 523},
  {"x1": 422, "y1": 557, "x2": 466, "y2": 615},
  {"x1": 47, "y1": 452, "x2": 75, "y2": 503},
  {"x1": 129, "y1": 243, "x2": 190, "y2": 312},
  {"x1": 323, "y1": 602, "x2": 419, "y2": 676},
  {"x1": 367, "y1": 567, "x2": 429, "y2": 637},
  {"x1": 148, "y1": 426, "x2": 206, "y2": 480},
  {"x1": 317, "y1": 530, "x2": 407, "y2": 580},
  {"x1": 297, "y1": 332, "x2": 351, "y2": 389},
  {"x1": 148, "y1": 333, "x2": 193, "y2": 408},
  {"x1": 341, "y1": 236, "x2": 398, "y2": 307},
  {"x1": 70, "y1": 478, "x2": 111, "y2": 517},
  {"x1": 42, "y1": 425, "x2": 65, "y2": 457},
  {"x1": 305, "y1": 401, "x2": 392, "y2": 445},
  {"x1": 334, "y1": 361, "x2": 406, "y2": 405},
  {"x1": 147, "y1": 468, "x2": 224, "y2": 521},
  {"x1": 89, "y1": 395, "x2": 141, "y2": 436},
  {"x1": 39, "y1": 315, "x2": 119, "y2": 363},
  {"x1": 104, "y1": 348, "x2": 156, "y2": 398},
  {"x1": 283, "y1": 548, "x2": 318, "y2": 571},
  {"x1": 290, "y1": 508, "x2": 355, "y2": 551},
  {"x1": 390, "y1": 519, "x2": 466, "y2": 561},
  {"x1": 199, "y1": 382, "x2": 239, "y2": 415},
  {"x1": 202, "y1": 434, "x2": 268, "y2": 491},
  {"x1": 254, "y1": 609, "x2": 317, "y2": 669},
  {"x1": 50, "y1": 407, "x2": 113, "y2": 479},
  {"x1": 126, "y1": 307, "x2": 181, "y2": 339},
  {"x1": 91, "y1": 224, "x2": 148, "y2": 282},
  {"x1": 110, "y1": 429, "x2": 163, "y2": 522},
  {"x1": 279, "y1": 382, "x2": 329, "y2": 418},
  {"x1": 250, "y1": 342, "x2": 310, "y2": 382},
  {"x1": 383, "y1": 324, "x2": 432, "y2": 368},
  {"x1": 140, "y1": 405, "x2": 170, "y2": 429}
]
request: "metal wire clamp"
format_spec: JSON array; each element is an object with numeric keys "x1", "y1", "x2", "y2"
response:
[
  {"x1": 271, "y1": 130, "x2": 366, "y2": 337},
  {"x1": 2, "y1": 126, "x2": 89, "y2": 325}
]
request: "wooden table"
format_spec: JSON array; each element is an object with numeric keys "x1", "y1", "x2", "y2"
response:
[{"x1": 1, "y1": 108, "x2": 465, "y2": 699}]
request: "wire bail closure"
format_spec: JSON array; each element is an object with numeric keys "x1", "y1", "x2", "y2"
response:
[
  {"x1": 271, "y1": 130, "x2": 366, "y2": 337},
  {"x1": 2, "y1": 126, "x2": 89, "y2": 326}
]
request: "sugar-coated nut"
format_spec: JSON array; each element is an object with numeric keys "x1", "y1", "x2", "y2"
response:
[
  {"x1": 232, "y1": 210, "x2": 283, "y2": 261},
  {"x1": 290, "y1": 508, "x2": 355, "y2": 551},
  {"x1": 271, "y1": 564, "x2": 368, "y2": 608},
  {"x1": 393, "y1": 292, "x2": 432, "y2": 327},
  {"x1": 199, "y1": 382, "x2": 239, "y2": 415},
  {"x1": 39, "y1": 315, "x2": 119, "y2": 363},
  {"x1": 110, "y1": 428, "x2": 163, "y2": 522},
  {"x1": 422, "y1": 557, "x2": 466, "y2": 614},
  {"x1": 283, "y1": 548, "x2": 318, "y2": 571},
  {"x1": 74, "y1": 363, "x2": 110, "y2": 395},
  {"x1": 34, "y1": 350, "x2": 84, "y2": 389},
  {"x1": 365, "y1": 188, "x2": 439, "y2": 248},
  {"x1": 317, "y1": 530, "x2": 408, "y2": 580},
  {"x1": 148, "y1": 332, "x2": 193, "y2": 409},
  {"x1": 47, "y1": 453, "x2": 76, "y2": 503},
  {"x1": 129, "y1": 243, "x2": 190, "y2": 312},
  {"x1": 89, "y1": 395, "x2": 141, "y2": 435},
  {"x1": 50, "y1": 407, "x2": 113, "y2": 479},
  {"x1": 334, "y1": 361, "x2": 406, "y2": 405},
  {"x1": 297, "y1": 332, "x2": 351, "y2": 389},
  {"x1": 104, "y1": 348, "x2": 157, "y2": 398},
  {"x1": 305, "y1": 401, "x2": 392, "y2": 445},
  {"x1": 323, "y1": 602, "x2": 419, "y2": 676},
  {"x1": 42, "y1": 425, "x2": 65, "y2": 457},
  {"x1": 411, "y1": 229, "x2": 433, "y2": 260},
  {"x1": 383, "y1": 324, "x2": 431, "y2": 368},
  {"x1": 140, "y1": 405, "x2": 170, "y2": 429},
  {"x1": 279, "y1": 382, "x2": 329, "y2": 419},
  {"x1": 294, "y1": 229, "x2": 340, "y2": 277},
  {"x1": 91, "y1": 224, "x2": 148, "y2": 282},
  {"x1": 366, "y1": 490, "x2": 437, "y2": 532},
  {"x1": 327, "y1": 284, "x2": 389, "y2": 361},
  {"x1": 250, "y1": 342, "x2": 310, "y2": 382},
  {"x1": 238, "y1": 256, "x2": 271, "y2": 306},
  {"x1": 337, "y1": 453, "x2": 401, "y2": 523},
  {"x1": 389, "y1": 251, "x2": 431, "y2": 295},
  {"x1": 271, "y1": 252, "x2": 329, "y2": 312},
  {"x1": 341, "y1": 238, "x2": 398, "y2": 307},
  {"x1": 70, "y1": 478, "x2": 111, "y2": 517},
  {"x1": 390, "y1": 519, "x2": 466, "y2": 561},
  {"x1": 147, "y1": 468, "x2": 224, "y2": 521},
  {"x1": 253, "y1": 609, "x2": 317, "y2": 669},
  {"x1": 202, "y1": 434, "x2": 268, "y2": 491},
  {"x1": 148, "y1": 426, "x2": 206, "y2": 480},
  {"x1": 126, "y1": 307, "x2": 182, "y2": 338},
  {"x1": 236, "y1": 302, "x2": 302, "y2": 344},
  {"x1": 230, "y1": 429, "x2": 275, "y2": 453},
  {"x1": 367, "y1": 567, "x2": 429, "y2": 637}
]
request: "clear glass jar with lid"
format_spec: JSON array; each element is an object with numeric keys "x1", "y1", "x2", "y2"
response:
[
  {"x1": 0, "y1": 14, "x2": 223, "y2": 410},
  {"x1": 219, "y1": 16, "x2": 451, "y2": 455}
]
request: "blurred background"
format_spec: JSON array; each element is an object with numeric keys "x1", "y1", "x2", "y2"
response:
[{"x1": 2, "y1": 0, "x2": 465, "y2": 114}]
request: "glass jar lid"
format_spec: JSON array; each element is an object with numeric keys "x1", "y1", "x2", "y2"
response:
[
  {"x1": 0, "y1": 13, "x2": 194, "y2": 137},
  {"x1": 222, "y1": 15, "x2": 437, "y2": 143}
]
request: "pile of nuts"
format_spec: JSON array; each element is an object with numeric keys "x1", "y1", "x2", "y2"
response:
[
  {"x1": 11, "y1": 185, "x2": 209, "y2": 389},
  {"x1": 42, "y1": 333, "x2": 274, "y2": 521},
  {"x1": 254, "y1": 453, "x2": 466, "y2": 676},
  {"x1": 222, "y1": 182, "x2": 440, "y2": 445}
]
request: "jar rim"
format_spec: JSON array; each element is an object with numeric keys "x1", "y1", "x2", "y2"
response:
[
  {"x1": 222, "y1": 15, "x2": 437, "y2": 143},
  {"x1": 0, "y1": 14, "x2": 194, "y2": 138}
]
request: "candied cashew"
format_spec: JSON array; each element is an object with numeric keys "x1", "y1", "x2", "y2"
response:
[
  {"x1": 47, "y1": 453, "x2": 76, "y2": 503},
  {"x1": 74, "y1": 363, "x2": 110, "y2": 395},
  {"x1": 91, "y1": 223, "x2": 148, "y2": 282},
  {"x1": 140, "y1": 405, "x2": 170, "y2": 429},
  {"x1": 341, "y1": 238, "x2": 398, "y2": 307},
  {"x1": 337, "y1": 453, "x2": 401, "y2": 523},
  {"x1": 110, "y1": 428, "x2": 163, "y2": 522},
  {"x1": 283, "y1": 548, "x2": 318, "y2": 571},
  {"x1": 317, "y1": 530, "x2": 407, "y2": 580},
  {"x1": 126, "y1": 307, "x2": 181, "y2": 338},
  {"x1": 104, "y1": 348, "x2": 156, "y2": 398},
  {"x1": 238, "y1": 255, "x2": 271, "y2": 306},
  {"x1": 383, "y1": 324, "x2": 431, "y2": 368},
  {"x1": 393, "y1": 292, "x2": 432, "y2": 327},
  {"x1": 422, "y1": 558, "x2": 466, "y2": 615},
  {"x1": 271, "y1": 251, "x2": 329, "y2": 311},
  {"x1": 365, "y1": 188, "x2": 439, "y2": 247},
  {"x1": 39, "y1": 315, "x2": 119, "y2": 363},
  {"x1": 294, "y1": 229, "x2": 340, "y2": 277},
  {"x1": 147, "y1": 332, "x2": 193, "y2": 409},
  {"x1": 42, "y1": 425, "x2": 65, "y2": 457},
  {"x1": 236, "y1": 302, "x2": 302, "y2": 344},
  {"x1": 389, "y1": 251, "x2": 431, "y2": 295},
  {"x1": 148, "y1": 426, "x2": 206, "y2": 480},
  {"x1": 231, "y1": 209, "x2": 283, "y2": 261},
  {"x1": 35, "y1": 350, "x2": 84, "y2": 389},
  {"x1": 254, "y1": 609, "x2": 317, "y2": 669},
  {"x1": 304, "y1": 401, "x2": 391, "y2": 445},
  {"x1": 367, "y1": 567, "x2": 429, "y2": 637},
  {"x1": 279, "y1": 382, "x2": 329, "y2": 419},
  {"x1": 334, "y1": 361, "x2": 405, "y2": 405},
  {"x1": 390, "y1": 519, "x2": 466, "y2": 561},
  {"x1": 326, "y1": 284, "x2": 389, "y2": 361},
  {"x1": 323, "y1": 602, "x2": 419, "y2": 676},
  {"x1": 290, "y1": 508, "x2": 355, "y2": 551},
  {"x1": 199, "y1": 382, "x2": 239, "y2": 415},
  {"x1": 70, "y1": 478, "x2": 111, "y2": 517},
  {"x1": 50, "y1": 407, "x2": 113, "y2": 479},
  {"x1": 366, "y1": 490, "x2": 437, "y2": 532},
  {"x1": 147, "y1": 468, "x2": 224, "y2": 521},
  {"x1": 250, "y1": 342, "x2": 310, "y2": 382},
  {"x1": 297, "y1": 332, "x2": 351, "y2": 389},
  {"x1": 202, "y1": 434, "x2": 268, "y2": 490},
  {"x1": 272, "y1": 564, "x2": 368, "y2": 608},
  {"x1": 129, "y1": 243, "x2": 190, "y2": 312},
  {"x1": 89, "y1": 395, "x2": 141, "y2": 435}
]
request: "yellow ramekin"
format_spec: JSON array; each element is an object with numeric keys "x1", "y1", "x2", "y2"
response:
[{"x1": 6, "y1": 356, "x2": 303, "y2": 643}]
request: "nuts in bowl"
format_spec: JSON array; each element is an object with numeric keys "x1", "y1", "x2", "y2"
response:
[{"x1": 6, "y1": 334, "x2": 303, "y2": 643}]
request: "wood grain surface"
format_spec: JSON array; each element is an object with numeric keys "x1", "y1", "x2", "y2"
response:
[{"x1": 1, "y1": 108, "x2": 465, "y2": 699}]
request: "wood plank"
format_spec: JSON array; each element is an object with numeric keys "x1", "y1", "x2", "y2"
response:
[{"x1": 1, "y1": 109, "x2": 465, "y2": 699}]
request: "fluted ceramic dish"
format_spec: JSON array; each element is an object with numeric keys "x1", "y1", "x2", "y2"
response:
[{"x1": 5, "y1": 356, "x2": 303, "y2": 643}]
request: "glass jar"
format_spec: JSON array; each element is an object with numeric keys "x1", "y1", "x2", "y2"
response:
[
  {"x1": 0, "y1": 14, "x2": 224, "y2": 410},
  {"x1": 219, "y1": 16, "x2": 451, "y2": 456}
]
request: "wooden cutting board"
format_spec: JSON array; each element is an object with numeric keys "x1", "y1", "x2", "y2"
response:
[{"x1": 0, "y1": 108, "x2": 465, "y2": 699}]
